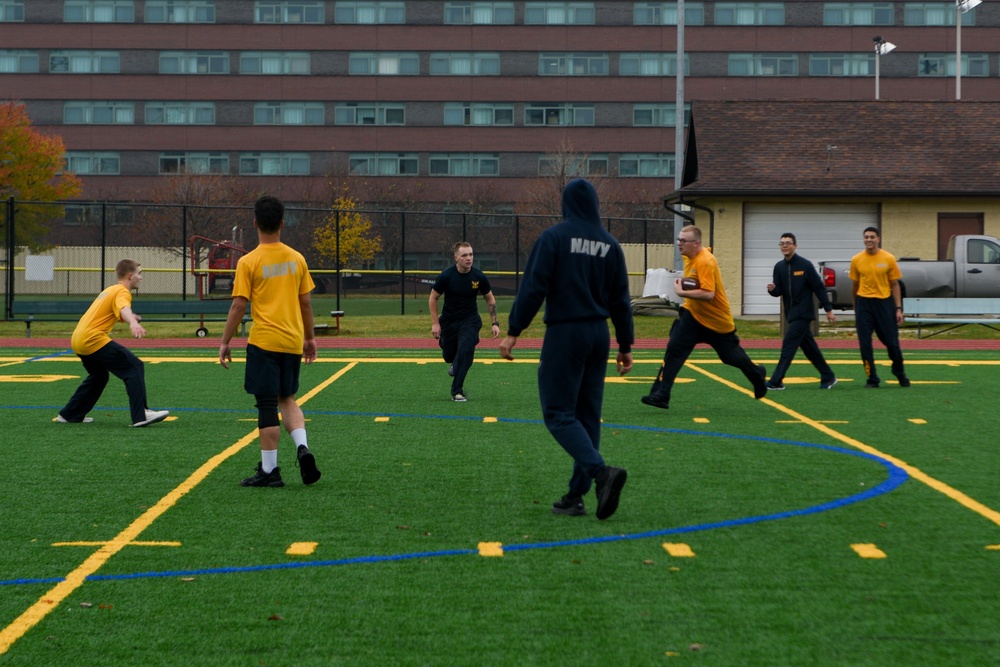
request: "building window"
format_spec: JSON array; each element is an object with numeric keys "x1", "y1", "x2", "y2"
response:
[
  {"x1": 255, "y1": 101, "x2": 325, "y2": 124},
  {"x1": 633, "y1": 103, "x2": 690, "y2": 126},
  {"x1": 443, "y1": 103, "x2": 514, "y2": 126},
  {"x1": 64, "y1": 0, "x2": 134, "y2": 22},
  {"x1": 241, "y1": 52, "x2": 310, "y2": 75},
  {"x1": 348, "y1": 153, "x2": 419, "y2": 175},
  {"x1": 633, "y1": 2, "x2": 705, "y2": 25},
  {"x1": 539, "y1": 53, "x2": 609, "y2": 76},
  {"x1": 335, "y1": 1, "x2": 404, "y2": 23},
  {"x1": 429, "y1": 154, "x2": 499, "y2": 176},
  {"x1": 254, "y1": 0, "x2": 324, "y2": 23},
  {"x1": 49, "y1": 51, "x2": 120, "y2": 73},
  {"x1": 64, "y1": 151, "x2": 120, "y2": 175},
  {"x1": 64, "y1": 204, "x2": 133, "y2": 226},
  {"x1": 239, "y1": 153, "x2": 310, "y2": 175},
  {"x1": 524, "y1": 103, "x2": 595, "y2": 126},
  {"x1": 1, "y1": 0, "x2": 24, "y2": 21},
  {"x1": 524, "y1": 2, "x2": 595, "y2": 24},
  {"x1": 159, "y1": 152, "x2": 228, "y2": 174},
  {"x1": 728, "y1": 53, "x2": 798, "y2": 76},
  {"x1": 823, "y1": 3, "x2": 893, "y2": 25},
  {"x1": 538, "y1": 155, "x2": 608, "y2": 177},
  {"x1": 349, "y1": 52, "x2": 420, "y2": 75},
  {"x1": 715, "y1": 2, "x2": 784, "y2": 25},
  {"x1": 904, "y1": 3, "x2": 975, "y2": 26},
  {"x1": 620, "y1": 53, "x2": 688, "y2": 76},
  {"x1": 918, "y1": 53, "x2": 990, "y2": 76},
  {"x1": 159, "y1": 51, "x2": 229, "y2": 74},
  {"x1": 429, "y1": 53, "x2": 500, "y2": 75},
  {"x1": 0, "y1": 50, "x2": 38, "y2": 72},
  {"x1": 145, "y1": 101, "x2": 216, "y2": 124},
  {"x1": 334, "y1": 103, "x2": 405, "y2": 125},
  {"x1": 145, "y1": 0, "x2": 215, "y2": 23},
  {"x1": 64, "y1": 101, "x2": 135, "y2": 124},
  {"x1": 619, "y1": 153, "x2": 675, "y2": 177},
  {"x1": 809, "y1": 53, "x2": 875, "y2": 76},
  {"x1": 443, "y1": 2, "x2": 514, "y2": 24}
]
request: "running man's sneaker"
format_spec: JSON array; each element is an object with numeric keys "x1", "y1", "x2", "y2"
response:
[
  {"x1": 552, "y1": 494, "x2": 586, "y2": 516},
  {"x1": 296, "y1": 445, "x2": 321, "y2": 485},
  {"x1": 452, "y1": 392, "x2": 467, "y2": 402},
  {"x1": 865, "y1": 379, "x2": 881, "y2": 389},
  {"x1": 56, "y1": 415, "x2": 93, "y2": 423},
  {"x1": 640, "y1": 393, "x2": 670, "y2": 410},
  {"x1": 241, "y1": 463, "x2": 284, "y2": 488},
  {"x1": 820, "y1": 377, "x2": 838, "y2": 390},
  {"x1": 896, "y1": 376, "x2": 911, "y2": 388},
  {"x1": 131, "y1": 409, "x2": 169, "y2": 427},
  {"x1": 595, "y1": 466, "x2": 628, "y2": 521},
  {"x1": 448, "y1": 363, "x2": 455, "y2": 377},
  {"x1": 765, "y1": 380, "x2": 785, "y2": 391},
  {"x1": 753, "y1": 365, "x2": 768, "y2": 399}
]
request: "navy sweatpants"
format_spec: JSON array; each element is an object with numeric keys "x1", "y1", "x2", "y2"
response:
[
  {"x1": 855, "y1": 296, "x2": 906, "y2": 382},
  {"x1": 770, "y1": 318, "x2": 835, "y2": 384},
  {"x1": 60, "y1": 340, "x2": 149, "y2": 424},
  {"x1": 538, "y1": 320, "x2": 610, "y2": 497},
  {"x1": 439, "y1": 314, "x2": 482, "y2": 396}
]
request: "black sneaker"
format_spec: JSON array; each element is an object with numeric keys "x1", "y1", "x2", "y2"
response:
[
  {"x1": 296, "y1": 445, "x2": 321, "y2": 485},
  {"x1": 448, "y1": 363, "x2": 455, "y2": 377},
  {"x1": 753, "y1": 365, "x2": 768, "y2": 399},
  {"x1": 765, "y1": 380, "x2": 785, "y2": 391},
  {"x1": 896, "y1": 376, "x2": 911, "y2": 388},
  {"x1": 552, "y1": 494, "x2": 585, "y2": 516},
  {"x1": 241, "y1": 463, "x2": 284, "y2": 488},
  {"x1": 640, "y1": 393, "x2": 669, "y2": 410},
  {"x1": 595, "y1": 466, "x2": 628, "y2": 521},
  {"x1": 820, "y1": 377, "x2": 838, "y2": 390},
  {"x1": 865, "y1": 379, "x2": 881, "y2": 389}
]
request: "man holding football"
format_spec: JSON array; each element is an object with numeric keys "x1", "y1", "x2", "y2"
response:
[{"x1": 641, "y1": 225, "x2": 767, "y2": 409}]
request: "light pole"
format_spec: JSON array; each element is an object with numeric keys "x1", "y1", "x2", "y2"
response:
[
  {"x1": 955, "y1": 0, "x2": 982, "y2": 100},
  {"x1": 873, "y1": 36, "x2": 895, "y2": 100}
]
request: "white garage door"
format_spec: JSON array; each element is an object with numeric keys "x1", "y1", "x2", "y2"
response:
[{"x1": 743, "y1": 204, "x2": 877, "y2": 315}]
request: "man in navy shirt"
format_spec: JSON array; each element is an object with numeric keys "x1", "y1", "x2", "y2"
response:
[
  {"x1": 429, "y1": 242, "x2": 499, "y2": 401},
  {"x1": 500, "y1": 179, "x2": 633, "y2": 521},
  {"x1": 766, "y1": 233, "x2": 837, "y2": 390}
]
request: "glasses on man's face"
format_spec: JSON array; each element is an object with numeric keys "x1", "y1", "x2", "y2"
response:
[
  {"x1": 677, "y1": 238, "x2": 695, "y2": 244},
  {"x1": 778, "y1": 241, "x2": 794, "y2": 246}
]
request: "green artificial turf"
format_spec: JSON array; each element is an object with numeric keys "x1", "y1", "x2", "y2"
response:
[{"x1": 0, "y1": 347, "x2": 998, "y2": 665}]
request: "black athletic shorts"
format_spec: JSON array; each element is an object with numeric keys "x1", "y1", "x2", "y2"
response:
[{"x1": 244, "y1": 343, "x2": 301, "y2": 397}]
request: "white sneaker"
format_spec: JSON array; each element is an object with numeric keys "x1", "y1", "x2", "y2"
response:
[
  {"x1": 55, "y1": 415, "x2": 93, "y2": 423},
  {"x1": 448, "y1": 363, "x2": 455, "y2": 377},
  {"x1": 452, "y1": 393, "x2": 467, "y2": 402},
  {"x1": 132, "y1": 409, "x2": 169, "y2": 427}
]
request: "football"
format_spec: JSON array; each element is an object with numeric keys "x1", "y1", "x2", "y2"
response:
[{"x1": 680, "y1": 276, "x2": 700, "y2": 291}]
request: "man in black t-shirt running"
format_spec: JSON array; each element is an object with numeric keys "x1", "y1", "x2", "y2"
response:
[{"x1": 429, "y1": 242, "x2": 500, "y2": 401}]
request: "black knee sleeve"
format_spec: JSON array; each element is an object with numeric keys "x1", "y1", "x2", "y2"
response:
[{"x1": 255, "y1": 395, "x2": 280, "y2": 429}]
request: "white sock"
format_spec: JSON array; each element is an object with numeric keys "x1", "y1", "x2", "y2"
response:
[
  {"x1": 261, "y1": 449, "x2": 278, "y2": 473},
  {"x1": 290, "y1": 428, "x2": 308, "y2": 449}
]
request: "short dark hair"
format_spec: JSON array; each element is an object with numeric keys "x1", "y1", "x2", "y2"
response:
[
  {"x1": 863, "y1": 226, "x2": 880, "y2": 237},
  {"x1": 781, "y1": 233, "x2": 797, "y2": 245},
  {"x1": 254, "y1": 195, "x2": 284, "y2": 234}
]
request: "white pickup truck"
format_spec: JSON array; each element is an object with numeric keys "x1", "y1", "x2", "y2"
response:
[{"x1": 819, "y1": 234, "x2": 1000, "y2": 309}]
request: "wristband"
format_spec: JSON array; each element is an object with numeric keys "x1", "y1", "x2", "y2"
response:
[
  {"x1": 895, "y1": 307, "x2": 902, "y2": 311},
  {"x1": 492, "y1": 321, "x2": 500, "y2": 327}
]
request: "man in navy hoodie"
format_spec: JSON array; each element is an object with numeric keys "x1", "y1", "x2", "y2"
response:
[
  {"x1": 765, "y1": 233, "x2": 837, "y2": 390},
  {"x1": 499, "y1": 179, "x2": 633, "y2": 521}
]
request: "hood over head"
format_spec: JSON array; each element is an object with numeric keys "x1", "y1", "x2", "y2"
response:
[{"x1": 561, "y1": 178, "x2": 601, "y2": 225}]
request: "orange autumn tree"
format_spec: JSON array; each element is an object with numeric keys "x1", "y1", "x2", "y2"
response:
[
  {"x1": 313, "y1": 194, "x2": 381, "y2": 269},
  {"x1": 0, "y1": 101, "x2": 82, "y2": 250}
]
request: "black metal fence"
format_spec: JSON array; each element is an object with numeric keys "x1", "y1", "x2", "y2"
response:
[{"x1": 3, "y1": 198, "x2": 676, "y2": 318}]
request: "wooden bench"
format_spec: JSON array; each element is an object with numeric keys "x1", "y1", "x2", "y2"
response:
[
  {"x1": 313, "y1": 310, "x2": 345, "y2": 335},
  {"x1": 11, "y1": 299, "x2": 250, "y2": 338},
  {"x1": 903, "y1": 297, "x2": 1000, "y2": 339}
]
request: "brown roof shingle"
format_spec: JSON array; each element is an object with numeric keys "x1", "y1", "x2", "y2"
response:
[{"x1": 673, "y1": 100, "x2": 1000, "y2": 199}]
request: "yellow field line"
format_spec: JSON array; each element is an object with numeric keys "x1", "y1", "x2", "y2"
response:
[
  {"x1": 0, "y1": 361, "x2": 357, "y2": 656},
  {"x1": 687, "y1": 362, "x2": 1000, "y2": 528}
]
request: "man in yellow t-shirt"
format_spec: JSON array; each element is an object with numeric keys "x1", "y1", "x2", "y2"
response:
[
  {"x1": 219, "y1": 195, "x2": 320, "y2": 488},
  {"x1": 58, "y1": 259, "x2": 169, "y2": 427},
  {"x1": 641, "y1": 225, "x2": 767, "y2": 410},
  {"x1": 849, "y1": 226, "x2": 909, "y2": 388}
]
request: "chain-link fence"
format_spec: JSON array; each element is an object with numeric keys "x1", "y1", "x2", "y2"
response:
[{"x1": 3, "y1": 198, "x2": 676, "y2": 318}]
